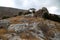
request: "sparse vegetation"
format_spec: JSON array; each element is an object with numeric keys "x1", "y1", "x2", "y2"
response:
[
  {"x1": 14, "y1": 15, "x2": 17, "y2": 17},
  {"x1": 43, "y1": 13, "x2": 60, "y2": 22},
  {"x1": 2, "y1": 16, "x2": 10, "y2": 19}
]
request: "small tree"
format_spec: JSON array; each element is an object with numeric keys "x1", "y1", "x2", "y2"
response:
[
  {"x1": 18, "y1": 12, "x2": 23, "y2": 16},
  {"x1": 29, "y1": 8, "x2": 36, "y2": 13}
]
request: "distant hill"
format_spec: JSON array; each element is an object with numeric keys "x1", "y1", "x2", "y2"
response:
[
  {"x1": 0, "y1": 6, "x2": 28, "y2": 19},
  {"x1": 0, "y1": 6, "x2": 60, "y2": 22}
]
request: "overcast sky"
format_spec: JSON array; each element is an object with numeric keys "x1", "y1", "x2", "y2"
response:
[{"x1": 0, "y1": 0, "x2": 60, "y2": 15}]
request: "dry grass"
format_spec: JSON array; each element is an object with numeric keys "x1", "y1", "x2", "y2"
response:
[
  {"x1": 0, "y1": 16, "x2": 60, "y2": 40},
  {"x1": 19, "y1": 32, "x2": 40, "y2": 40},
  {"x1": 0, "y1": 28, "x2": 7, "y2": 35}
]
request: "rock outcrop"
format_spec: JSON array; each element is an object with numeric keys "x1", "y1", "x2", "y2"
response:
[{"x1": 35, "y1": 7, "x2": 60, "y2": 22}]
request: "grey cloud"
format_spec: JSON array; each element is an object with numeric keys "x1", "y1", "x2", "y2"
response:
[{"x1": 14, "y1": 0, "x2": 60, "y2": 15}]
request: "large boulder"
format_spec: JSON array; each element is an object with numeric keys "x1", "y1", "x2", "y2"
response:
[{"x1": 35, "y1": 7, "x2": 49, "y2": 17}]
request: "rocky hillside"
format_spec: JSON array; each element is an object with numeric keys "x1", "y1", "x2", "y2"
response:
[
  {"x1": 0, "y1": 7, "x2": 60, "y2": 40},
  {"x1": 0, "y1": 16, "x2": 60, "y2": 40}
]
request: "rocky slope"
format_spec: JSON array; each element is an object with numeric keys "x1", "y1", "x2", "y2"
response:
[
  {"x1": 0, "y1": 7, "x2": 60, "y2": 40},
  {"x1": 0, "y1": 16, "x2": 60, "y2": 40}
]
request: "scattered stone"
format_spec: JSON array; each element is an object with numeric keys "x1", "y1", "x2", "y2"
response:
[
  {"x1": 0, "y1": 19, "x2": 10, "y2": 29},
  {"x1": 8, "y1": 23, "x2": 29, "y2": 33},
  {"x1": 52, "y1": 32, "x2": 60, "y2": 40},
  {"x1": 9, "y1": 36, "x2": 21, "y2": 40}
]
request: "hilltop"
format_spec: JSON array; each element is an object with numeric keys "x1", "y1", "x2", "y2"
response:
[{"x1": 0, "y1": 7, "x2": 60, "y2": 40}]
